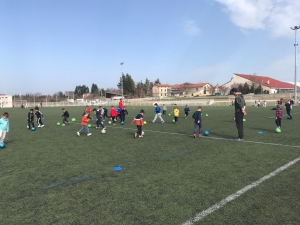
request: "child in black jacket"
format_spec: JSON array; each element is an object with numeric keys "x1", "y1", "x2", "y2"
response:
[
  {"x1": 192, "y1": 106, "x2": 202, "y2": 138},
  {"x1": 62, "y1": 108, "x2": 70, "y2": 126}
]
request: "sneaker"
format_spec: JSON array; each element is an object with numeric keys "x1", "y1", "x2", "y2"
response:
[
  {"x1": 235, "y1": 138, "x2": 244, "y2": 141},
  {"x1": 103, "y1": 127, "x2": 106, "y2": 130},
  {"x1": 199, "y1": 134, "x2": 203, "y2": 137},
  {"x1": 87, "y1": 133, "x2": 92, "y2": 136},
  {"x1": 96, "y1": 127, "x2": 99, "y2": 129},
  {"x1": 68, "y1": 121, "x2": 70, "y2": 123},
  {"x1": 113, "y1": 124, "x2": 116, "y2": 125},
  {"x1": 161, "y1": 121, "x2": 164, "y2": 124},
  {"x1": 139, "y1": 135, "x2": 143, "y2": 138},
  {"x1": 62, "y1": 124, "x2": 65, "y2": 126},
  {"x1": 41, "y1": 125, "x2": 44, "y2": 127},
  {"x1": 77, "y1": 132, "x2": 80, "y2": 136},
  {"x1": 193, "y1": 134, "x2": 196, "y2": 138},
  {"x1": 37, "y1": 125, "x2": 41, "y2": 128},
  {"x1": 152, "y1": 121, "x2": 155, "y2": 123},
  {"x1": 27, "y1": 125, "x2": 29, "y2": 128},
  {"x1": 134, "y1": 132, "x2": 137, "y2": 139}
]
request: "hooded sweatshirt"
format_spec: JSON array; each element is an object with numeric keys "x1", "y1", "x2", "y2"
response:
[{"x1": 0, "y1": 118, "x2": 9, "y2": 132}]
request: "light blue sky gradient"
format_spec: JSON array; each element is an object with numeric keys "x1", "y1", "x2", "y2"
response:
[{"x1": 0, "y1": 0, "x2": 299, "y2": 95}]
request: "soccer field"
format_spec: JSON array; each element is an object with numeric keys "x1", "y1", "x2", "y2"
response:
[{"x1": 1, "y1": 105, "x2": 300, "y2": 225}]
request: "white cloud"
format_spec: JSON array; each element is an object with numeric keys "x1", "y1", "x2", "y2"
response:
[
  {"x1": 181, "y1": 19, "x2": 201, "y2": 37},
  {"x1": 263, "y1": 54, "x2": 300, "y2": 80},
  {"x1": 214, "y1": 0, "x2": 300, "y2": 37}
]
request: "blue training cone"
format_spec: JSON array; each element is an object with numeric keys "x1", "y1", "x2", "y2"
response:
[
  {"x1": 258, "y1": 131, "x2": 263, "y2": 134},
  {"x1": 113, "y1": 166, "x2": 122, "y2": 171}
]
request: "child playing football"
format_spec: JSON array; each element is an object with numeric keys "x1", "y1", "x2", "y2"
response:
[
  {"x1": 62, "y1": 108, "x2": 70, "y2": 126},
  {"x1": 192, "y1": 106, "x2": 202, "y2": 138},
  {"x1": 35, "y1": 107, "x2": 44, "y2": 127},
  {"x1": 93, "y1": 108, "x2": 106, "y2": 130},
  {"x1": 132, "y1": 109, "x2": 144, "y2": 138},
  {"x1": 120, "y1": 106, "x2": 128, "y2": 123},
  {"x1": 0, "y1": 112, "x2": 9, "y2": 144},
  {"x1": 275, "y1": 104, "x2": 282, "y2": 129},
  {"x1": 27, "y1": 109, "x2": 35, "y2": 130},
  {"x1": 184, "y1": 105, "x2": 190, "y2": 119},
  {"x1": 77, "y1": 112, "x2": 92, "y2": 136},
  {"x1": 110, "y1": 106, "x2": 117, "y2": 125},
  {"x1": 173, "y1": 105, "x2": 179, "y2": 124}
]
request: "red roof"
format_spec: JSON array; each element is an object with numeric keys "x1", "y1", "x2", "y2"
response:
[
  {"x1": 154, "y1": 84, "x2": 172, "y2": 87},
  {"x1": 235, "y1": 74, "x2": 294, "y2": 89}
]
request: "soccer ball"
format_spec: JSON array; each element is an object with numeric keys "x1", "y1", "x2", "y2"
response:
[
  {"x1": 287, "y1": 116, "x2": 291, "y2": 119},
  {"x1": 0, "y1": 142, "x2": 5, "y2": 148},
  {"x1": 57, "y1": 122, "x2": 61, "y2": 126},
  {"x1": 88, "y1": 124, "x2": 92, "y2": 128},
  {"x1": 206, "y1": 114, "x2": 208, "y2": 117},
  {"x1": 275, "y1": 128, "x2": 281, "y2": 133},
  {"x1": 172, "y1": 119, "x2": 175, "y2": 122},
  {"x1": 101, "y1": 129, "x2": 106, "y2": 134},
  {"x1": 168, "y1": 114, "x2": 171, "y2": 116},
  {"x1": 121, "y1": 121, "x2": 124, "y2": 125},
  {"x1": 142, "y1": 131, "x2": 144, "y2": 136},
  {"x1": 31, "y1": 127, "x2": 36, "y2": 131},
  {"x1": 243, "y1": 119, "x2": 246, "y2": 122},
  {"x1": 204, "y1": 131, "x2": 209, "y2": 136},
  {"x1": 108, "y1": 121, "x2": 112, "y2": 124},
  {"x1": 71, "y1": 118, "x2": 76, "y2": 122},
  {"x1": 143, "y1": 121, "x2": 147, "y2": 125}
]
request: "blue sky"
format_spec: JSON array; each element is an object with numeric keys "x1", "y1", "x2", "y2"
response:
[{"x1": 1, "y1": 0, "x2": 300, "y2": 95}]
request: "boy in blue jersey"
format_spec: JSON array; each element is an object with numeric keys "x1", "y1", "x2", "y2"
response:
[{"x1": 152, "y1": 103, "x2": 164, "y2": 123}]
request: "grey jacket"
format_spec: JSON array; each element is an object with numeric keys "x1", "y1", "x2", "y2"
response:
[{"x1": 234, "y1": 94, "x2": 246, "y2": 112}]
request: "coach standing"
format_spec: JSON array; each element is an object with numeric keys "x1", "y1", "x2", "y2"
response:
[{"x1": 231, "y1": 88, "x2": 246, "y2": 141}]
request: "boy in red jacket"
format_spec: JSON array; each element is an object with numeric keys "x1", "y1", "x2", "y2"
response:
[
  {"x1": 77, "y1": 112, "x2": 92, "y2": 136},
  {"x1": 132, "y1": 109, "x2": 144, "y2": 138},
  {"x1": 110, "y1": 106, "x2": 117, "y2": 125}
]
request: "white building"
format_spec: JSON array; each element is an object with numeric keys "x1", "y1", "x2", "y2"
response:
[
  {"x1": 0, "y1": 94, "x2": 13, "y2": 108},
  {"x1": 221, "y1": 73, "x2": 296, "y2": 95}
]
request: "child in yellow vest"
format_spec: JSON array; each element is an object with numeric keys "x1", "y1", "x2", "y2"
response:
[{"x1": 173, "y1": 106, "x2": 179, "y2": 124}]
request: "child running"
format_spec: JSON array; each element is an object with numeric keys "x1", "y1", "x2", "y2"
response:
[
  {"x1": 284, "y1": 101, "x2": 292, "y2": 119},
  {"x1": 110, "y1": 106, "x2": 118, "y2": 125},
  {"x1": 132, "y1": 109, "x2": 144, "y2": 138},
  {"x1": 192, "y1": 106, "x2": 202, "y2": 138},
  {"x1": 77, "y1": 112, "x2": 92, "y2": 136},
  {"x1": 0, "y1": 112, "x2": 9, "y2": 144},
  {"x1": 35, "y1": 107, "x2": 44, "y2": 127},
  {"x1": 275, "y1": 104, "x2": 282, "y2": 129},
  {"x1": 173, "y1": 105, "x2": 179, "y2": 124},
  {"x1": 62, "y1": 108, "x2": 70, "y2": 126},
  {"x1": 93, "y1": 108, "x2": 106, "y2": 130},
  {"x1": 162, "y1": 104, "x2": 167, "y2": 115},
  {"x1": 120, "y1": 106, "x2": 128, "y2": 123},
  {"x1": 27, "y1": 109, "x2": 35, "y2": 130},
  {"x1": 184, "y1": 105, "x2": 190, "y2": 119}
]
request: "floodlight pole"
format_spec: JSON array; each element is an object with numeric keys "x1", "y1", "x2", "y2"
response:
[
  {"x1": 291, "y1": 25, "x2": 300, "y2": 102},
  {"x1": 120, "y1": 62, "x2": 124, "y2": 97}
]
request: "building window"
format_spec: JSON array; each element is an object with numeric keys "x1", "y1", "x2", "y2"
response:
[
  {"x1": 161, "y1": 89, "x2": 162, "y2": 92},
  {"x1": 196, "y1": 87, "x2": 198, "y2": 91},
  {"x1": 165, "y1": 93, "x2": 166, "y2": 96},
  {"x1": 161, "y1": 94, "x2": 162, "y2": 96},
  {"x1": 204, "y1": 86, "x2": 206, "y2": 94},
  {"x1": 165, "y1": 89, "x2": 166, "y2": 92}
]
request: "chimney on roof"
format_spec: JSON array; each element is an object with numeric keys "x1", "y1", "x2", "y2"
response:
[{"x1": 267, "y1": 79, "x2": 269, "y2": 84}]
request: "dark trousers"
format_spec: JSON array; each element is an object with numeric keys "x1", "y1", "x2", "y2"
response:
[
  {"x1": 286, "y1": 110, "x2": 292, "y2": 119},
  {"x1": 103, "y1": 112, "x2": 110, "y2": 119},
  {"x1": 111, "y1": 116, "x2": 116, "y2": 124},
  {"x1": 235, "y1": 111, "x2": 244, "y2": 139},
  {"x1": 136, "y1": 125, "x2": 142, "y2": 135},
  {"x1": 28, "y1": 120, "x2": 35, "y2": 130},
  {"x1": 63, "y1": 116, "x2": 69, "y2": 124},
  {"x1": 162, "y1": 110, "x2": 166, "y2": 115},
  {"x1": 185, "y1": 112, "x2": 189, "y2": 117},
  {"x1": 96, "y1": 118, "x2": 105, "y2": 128},
  {"x1": 193, "y1": 122, "x2": 202, "y2": 134},
  {"x1": 37, "y1": 117, "x2": 43, "y2": 126},
  {"x1": 120, "y1": 115, "x2": 126, "y2": 122},
  {"x1": 275, "y1": 118, "x2": 281, "y2": 127},
  {"x1": 174, "y1": 116, "x2": 178, "y2": 122}
]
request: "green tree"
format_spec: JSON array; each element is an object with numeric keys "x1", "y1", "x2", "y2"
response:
[
  {"x1": 242, "y1": 82, "x2": 249, "y2": 94},
  {"x1": 117, "y1": 73, "x2": 135, "y2": 97},
  {"x1": 91, "y1": 83, "x2": 99, "y2": 96},
  {"x1": 74, "y1": 85, "x2": 89, "y2": 97},
  {"x1": 154, "y1": 78, "x2": 161, "y2": 85}
]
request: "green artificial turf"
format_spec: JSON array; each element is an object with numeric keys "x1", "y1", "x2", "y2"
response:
[{"x1": 0, "y1": 105, "x2": 300, "y2": 225}]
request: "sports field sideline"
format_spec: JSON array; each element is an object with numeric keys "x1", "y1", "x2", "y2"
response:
[{"x1": 0, "y1": 105, "x2": 300, "y2": 224}]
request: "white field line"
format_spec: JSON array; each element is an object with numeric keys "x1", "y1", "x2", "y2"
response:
[
  {"x1": 181, "y1": 156, "x2": 300, "y2": 225},
  {"x1": 268, "y1": 111, "x2": 300, "y2": 118},
  {"x1": 71, "y1": 122, "x2": 300, "y2": 148}
]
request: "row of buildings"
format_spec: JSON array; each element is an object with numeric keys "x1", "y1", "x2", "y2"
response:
[{"x1": 152, "y1": 73, "x2": 297, "y2": 98}]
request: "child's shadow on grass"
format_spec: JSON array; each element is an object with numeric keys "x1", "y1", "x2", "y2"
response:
[{"x1": 4, "y1": 139, "x2": 14, "y2": 144}]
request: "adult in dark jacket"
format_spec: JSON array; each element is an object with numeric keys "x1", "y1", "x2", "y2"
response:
[{"x1": 232, "y1": 88, "x2": 246, "y2": 141}]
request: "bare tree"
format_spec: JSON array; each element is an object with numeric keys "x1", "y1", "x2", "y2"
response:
[
  {"x1": 181, "y1": 82, "x2": 193, "y2": 95},
  {"x1": 218, "y1": 86, "x2": 229, "y2": 95}
]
